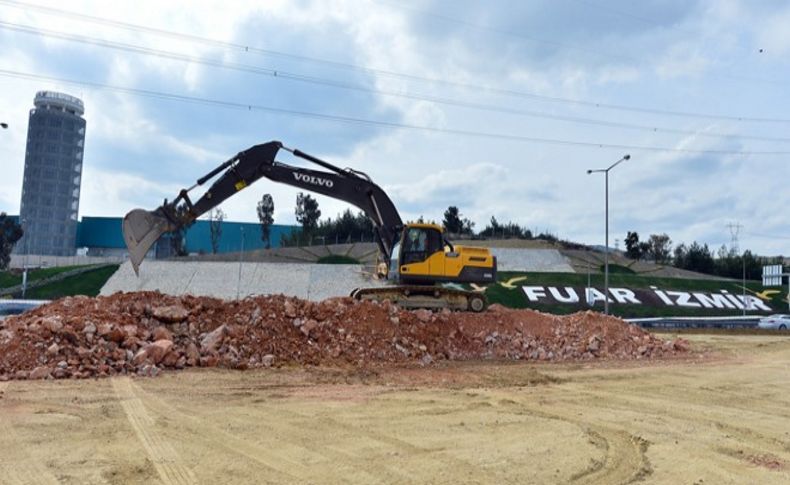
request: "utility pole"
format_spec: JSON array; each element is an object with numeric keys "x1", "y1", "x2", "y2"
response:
[
  {"x1": 727, "y1": 222, "x2": 746, "y2": 315},
  {"x1": 742, "y1": 251, "x2": 747, "y2": 316}
]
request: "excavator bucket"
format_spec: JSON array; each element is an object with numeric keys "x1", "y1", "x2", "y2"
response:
[{"x1": 122, "y1": 208, "x2": 173, "y2": 276}]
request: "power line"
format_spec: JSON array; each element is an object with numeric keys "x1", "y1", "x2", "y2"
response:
[
  {"x1": 744, "y1": 232, "x2": 790, "y2": 241},
  {"x1": 2, "y1": 0, "x2": 790, "y2": 124},
  {"x1": 2, "y1": 68, "x2": 790, "y2": 156},
  {"x1": 566, "y1": 0, "x2": 685, "y2": 30},
  {"x1": 372, "y1": 0, "x2": 635, "y2": 64},
  {"x1": 5, "y1": 20, "x2": 790, "y2": 144},
  {"x1": 376, "y1": 0, "x2": 785, "y2": 86}
]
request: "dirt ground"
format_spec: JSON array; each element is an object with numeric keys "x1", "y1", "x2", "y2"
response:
[{"x1": 1, "y1": 334, "x2": 790, "y2": 484}]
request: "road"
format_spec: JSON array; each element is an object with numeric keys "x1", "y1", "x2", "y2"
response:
[{"x1": 1, "y1": 335, "x2": 790, "y2": 484}]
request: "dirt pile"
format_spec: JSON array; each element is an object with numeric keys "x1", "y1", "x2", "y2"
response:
[{"x1": 0, "y1": 292, "x2": 689, "y2": 380}]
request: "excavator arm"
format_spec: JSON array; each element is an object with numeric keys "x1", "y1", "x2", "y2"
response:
[{"x1": 123, "y1": 141, "x2": 403, "y2": 275}]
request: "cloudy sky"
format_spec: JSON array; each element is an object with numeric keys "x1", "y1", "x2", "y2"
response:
[{"x1": 0, "y1": 0, "x2": 788, "y2": 254}]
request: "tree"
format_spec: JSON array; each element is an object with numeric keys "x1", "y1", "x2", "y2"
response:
[
  {"x1": 295, "y1": 192, "x2": 321, "y2": 241},
  {"x1": 462, "y1": 218, "x2": 475, "y2": 235},
  {"x1": 207, "y1": 208, "x2": 225, "y2": 254},
  {"x1": 647, "y1": 233, "x2": 672, "y2": 264},
  {"x1": 442, "y1": 206, "x2": 463, "y2": 234},
  {"x1": 0, "y1": 213, "x2": 23, "y2": 270},
  {"x1": 673, "y1": 243, "x2": 687, "y2": 267},
  {"x1": 169, "y1": 202, "x2": 195, "y2": 256},
  {"x1": 315, "y1": 209, "x2": 374, "y2": 243},
  {"x1": 442, "y1": 206, "x2": 476, "y2": 236},
  {"x1": 477, "y1": 216, "x2": 501, "y2": 238},
  {"x1": 624, "y1": 231, "x2": 641, "y2": 259},
  {"x1": 673, "y1": 241, "x2": 784, "y2": 279},
  {"x1": 673, "y1": 241, "x2": 715, "y2": 274},
  {"x1": 256, "y1": 194, "x2": 275, "y2": 249},
  {"x1": 477, "y1": 216, "x2": 531, "y2": 239},
  {"x1": 637, "y1": 241, "x2": 650, "y2": 260}
]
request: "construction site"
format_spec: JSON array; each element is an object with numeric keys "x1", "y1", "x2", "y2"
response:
[
  {"x1": 0, "y1": 138, "x2": 789, "y2": 483},
  {"x1": 2, "y1": 1, "x2": 790, "y2": 483},
  {"x1": 2, "y1": 238, "x2": 790, "y2": 483},
  {"x1": 0, "y1": 135, "x2": 788, "y2": 482}
]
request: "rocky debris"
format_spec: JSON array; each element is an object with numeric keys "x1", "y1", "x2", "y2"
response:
[
  {"x1": 200, "y1": 324, "x2": 227, "y2": 353},
  {"x1": 152, "y1": 326, "x2": 173, "y2": 342},
  {"x1": 672, "y1": 338, "x2": 690, "y2": 352},
  {"x1": 0, "y1": 292, "x2": 690, "y2": 380},
  {"x1": 133, "y1": 339, "x2": 174, "y2": 366},
  {"x1": 151, "y1": 305, "x2": 189, "y2": 323},
  {"x1": 28, "y1": 366, "x2": 51, "y2": 380}
]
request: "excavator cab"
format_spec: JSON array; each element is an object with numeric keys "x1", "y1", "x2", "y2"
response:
[{"x1": 396, "y1": 223, "x2": 496, "y2": 286}]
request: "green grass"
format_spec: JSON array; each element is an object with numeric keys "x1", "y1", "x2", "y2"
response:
[
  {"x1": 600, "y1": 263, "x2": 635, "y2": 274},
  {"x1": 483, "y1": 271, "x2": 787, "y2": 318},
  {"x1": 0, "y1": 265, "x2": 96, "y2": 289},
  {"x1": 494, "y1": 271, "x2": 762, "y2": 292},
  {"x1": 0, "y1": 272, "x2": 18, "y2": 288},
  {"x1": 317, "y1": 255, "x2": 361, "y2": 265},
  {"x1": 24, "y1": 265, "x2": 119, "y2": 299}
]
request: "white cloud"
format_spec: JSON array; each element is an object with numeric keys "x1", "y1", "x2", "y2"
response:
[
  {"x1": 654, "y1": 43, "x2": 711, "y2": 80},
  {"x1": 79, "y1": 168, "x2": 182, "y2": 216},
  {"x1": 0, "y1": 0, "x2": 788, "y2": 256}
]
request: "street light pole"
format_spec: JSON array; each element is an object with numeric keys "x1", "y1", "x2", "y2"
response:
[
  {"x1": 587, "y1": 154, "x2": 630, "y2": 315},
  {"x1": 605, "y1": 170, "x2": 609, "y2": 314}
]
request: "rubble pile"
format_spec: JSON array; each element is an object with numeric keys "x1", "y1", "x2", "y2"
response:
[{"x1": 0, "y1": 292, "x2": 689, "y2": 380}]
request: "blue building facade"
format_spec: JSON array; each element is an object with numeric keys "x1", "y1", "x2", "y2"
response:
[{"x1": 9, "y1": 215, "x2": 297, "y2": 256}]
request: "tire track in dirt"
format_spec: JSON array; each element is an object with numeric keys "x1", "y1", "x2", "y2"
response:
[
  {"x1": 144, "y1": 384, "x2": 494, "y2": 483},
  {"x1": 488, "y1": 391, "x2": 650, "y2": 485},
  {"x1": 577, "y1": 388, "x2": 790, "y2": 455},
  {"x1": 571, "y1": 429, "x2": 650, "y2": 485},
  {"x1": 188, "y1": 403, "x2": 414, "y2": 483},
  {"x1": 125, "y1": 381, "x2": 327, "y2": 484},
  {"x1": 255, "y1": 399, "x2": 500, "y2": 481},
  {"x1": 242, "y1": 400, "x2": 487, "y2": 482},
  {"x1": 0, "y1": 382, "x2": 60, "y2": 485},
  {"x1": 111, "y1": 378, "x2": 198, "y2": 485}
]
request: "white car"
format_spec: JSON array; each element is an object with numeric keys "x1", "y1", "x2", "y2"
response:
[{"x1": 758, "y1": 314, "x2": 790, "y2": 330}]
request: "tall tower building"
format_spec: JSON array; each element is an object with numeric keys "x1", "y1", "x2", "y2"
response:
[{"x1": 18, "y1": 91, "x2": 86, "y2": 256}]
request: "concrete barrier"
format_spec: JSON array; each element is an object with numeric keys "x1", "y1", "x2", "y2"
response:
[
  {"x1": 9, "y1": 254, "x2": 126, "y2": 269},
  {"x1": 100, "y1": 261, "x2": 385, "y2": 301}
]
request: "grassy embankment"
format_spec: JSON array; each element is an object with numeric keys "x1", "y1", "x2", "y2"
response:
[
  {"x1": 0, "y1": 264, "x2": 119, "y2": 299},
  {"x1": 485, "y1": 271, "x2": 787, "y2": 318}
]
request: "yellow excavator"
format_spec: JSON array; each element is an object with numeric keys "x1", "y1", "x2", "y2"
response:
[{"x1": 122, "y1": 141, "x2": 496, "y2": 311}]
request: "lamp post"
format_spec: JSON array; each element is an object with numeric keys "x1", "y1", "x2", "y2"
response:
[{"x1": 587, "y1": 154, "x2": 630, "y2": 315}]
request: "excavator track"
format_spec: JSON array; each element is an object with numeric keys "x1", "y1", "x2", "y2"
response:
[{"x1": 350, "y1": 285, "x2": 487, "y2": 312}]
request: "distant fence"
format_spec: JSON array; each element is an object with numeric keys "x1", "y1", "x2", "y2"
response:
[
  {"x1": 627, "y1": 316, "x2": 762, "y2": 329},
  {"x1": 9, "y1": 254, "x2": 126, "y2": 269}
]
